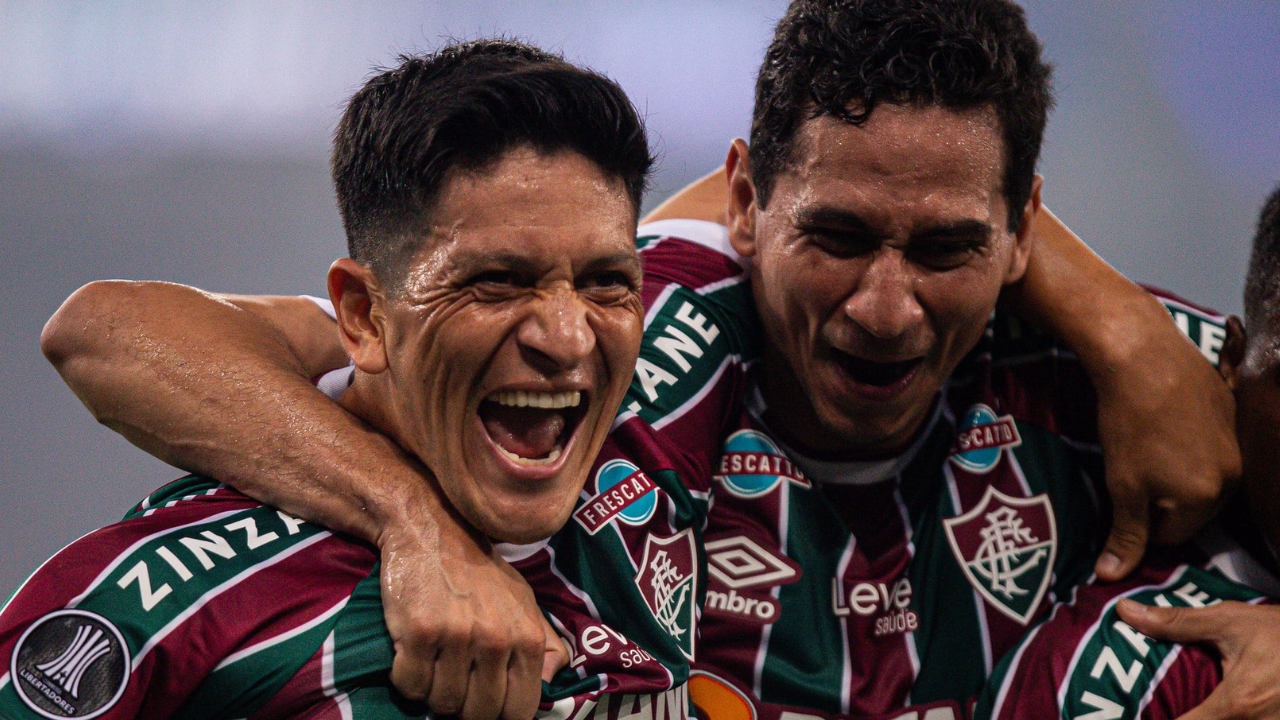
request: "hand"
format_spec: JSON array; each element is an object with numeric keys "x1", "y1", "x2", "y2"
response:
[
  {"x1": 1090, "y1": 320, "x2": 1240, "y2": 580},
  {"x1": 379, "y1": 513, "x2": 548, "y2": 720},
  {"x1": 1118, "y1": 599, "x2": 1280, "y2": 719}
]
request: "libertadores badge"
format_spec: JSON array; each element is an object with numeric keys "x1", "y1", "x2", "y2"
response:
[
  {"x1": 635, "y1": 528, "x2": 698, "y2": 660},
  {"x1": 11, "y1": 609, "x2": 130, "y2": 719},
  {"x1": 943, "y1": 486, "x2": 1057, "y2": 625}
]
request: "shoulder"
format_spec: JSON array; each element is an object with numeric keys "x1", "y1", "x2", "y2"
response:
[
  {"x1": 626, "y1": 221, "x2": 760, "y2": 426},
  {"x1": 0, "y1": 477, "x2": 377, "y2": 719}
]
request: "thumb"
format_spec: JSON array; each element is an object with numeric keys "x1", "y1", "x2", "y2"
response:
[
  {"x1": 1115, "y1": 598, "x2": 1227, "y2": 645},
  {"x1": 1097, "y1": 487, "x2": 1150, "y2": 581},
  {"x1": 541, "y1": 618, "x2": 570, "y2": 682}
]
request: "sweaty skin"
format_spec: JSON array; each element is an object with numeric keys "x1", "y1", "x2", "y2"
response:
[
  {"x1": 338, "y1": 149, "x2": 643, "y2": 544},
  {"x1": 41, "y1": 151, "x2": 1239, "y2": 715}
]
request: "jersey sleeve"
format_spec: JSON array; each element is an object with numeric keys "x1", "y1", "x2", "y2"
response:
[
  {"x1": 974, "y1": 560, "x2": 1264, "y2": 720},
  {"x1": 623, "y1": 220, "x2": 761, "y2": 494},
  {"x1": 0, "y1": 477, "x2": 375, "y2": 720},
  {"x1": 1144, "y1": 286, "x2": 1229, "y2": 367}
]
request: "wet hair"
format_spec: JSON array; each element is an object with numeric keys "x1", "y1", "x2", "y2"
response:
[
  {"x1": 332, "y1": 39, "x2": 653, "y2": 289},
  {"x1": 749, "y1": 0, "x2": 1054, "y2": 230},
  {"x1": 1243, "y1": 185, "x2": 1280, "y2": 330}
]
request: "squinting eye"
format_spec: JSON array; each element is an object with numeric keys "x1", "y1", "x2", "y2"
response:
[
  {"x1": 579, "y1": 272, "x2": 634, "y2": 290},
  {"x1": 470, "y1": 271, "x2": 517, "y2": 287}
]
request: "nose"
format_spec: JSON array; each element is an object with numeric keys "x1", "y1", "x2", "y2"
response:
[
  {"x1": 841, "y1": 249, "x2": 924, "y2": 340},
  {"x1": 516, "y1": 286, "x2": 596, "y2": 373}
]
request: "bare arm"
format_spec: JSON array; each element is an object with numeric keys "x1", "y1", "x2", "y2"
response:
[
  {"x1": 1004, "y1": 207, "x2": 1239, "y2": 579},
  {"x1": 42, "y1": 280, "x2": 549, "y2": 720}
]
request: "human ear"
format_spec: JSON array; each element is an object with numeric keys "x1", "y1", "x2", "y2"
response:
[
  {"x1": 328, "y1": 258, "x2": 389, "y2": 374},
  {"x1": 725, "y1": 139, "x2": 759, "y2": 258},
  {"x1": 1220, "y1": 315, "x2": 1247, "y2": 391},
  {"x1": 1006, "y1": 175, "x2": 1043, "y2": 283}
]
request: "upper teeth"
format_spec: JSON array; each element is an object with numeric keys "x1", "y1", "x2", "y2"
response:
[{"x1": 488, "y1": 390, "x2": 582, "y2": 409}]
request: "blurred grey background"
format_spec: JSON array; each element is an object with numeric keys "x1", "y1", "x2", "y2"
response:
[{"x1": 2, "y1": 0, "x2": 1277, "y2": 592}]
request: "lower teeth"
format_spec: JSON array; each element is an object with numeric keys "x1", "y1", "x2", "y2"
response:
[{"x1": 497, "y1": 444, "x2": 563, "y2": 465}]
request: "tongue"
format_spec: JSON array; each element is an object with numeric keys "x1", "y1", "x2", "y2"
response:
[{"x1": 480, "y1": 403, "x2": 566, "y2": 459}]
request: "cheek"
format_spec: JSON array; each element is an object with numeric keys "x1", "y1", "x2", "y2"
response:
[
  {"x1": 590, "y1": 303, "x2": 644, "y2": 377},
  {"x1": 916, "y1": 269, "x2": 1001, "y2": 339}
]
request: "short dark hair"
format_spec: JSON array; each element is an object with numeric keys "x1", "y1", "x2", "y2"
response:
[
  {"x1": 749, "y1": 0, "x2": 1054, "y2": 231},
  {"x1": 1243, "y1": 185, "x2": 1280, "y2": 330},
  {"x1": 333, "y1": 39, "x2": 653, "y2": 288}
]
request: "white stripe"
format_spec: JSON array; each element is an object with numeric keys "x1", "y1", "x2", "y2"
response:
[
  {"x1": 753, "y1": 479, "x2": 791, "y2": 699},
  {"x1": 131, "y1": 530, "x2": 331, "y2": 669},
  {"x1": 987, "y1": 598, "x2": 1064, "y2": 719},
  {"x1": 1, "y1": 526, "x2": 103, "y2": 618},
  {"x1": 643, "y1": 284, "x2": 679, "y2": 331},
  {"x1": 66, "y1": 509, "x2": 246, "y2": 609},
  {"x1": 635, "y1": 220, "x2": 740, "y2": 266},
  {"x1": 833, "y1": 535, "x2": 857, "y2": 715},
  {"x1": 943, "y1": 463, "x2": 994, "y2": 678},
  {"x1": 695, "y1": 275, "x2": 745, "y2": 296},
  {"x1": 1054, "y1": 566, "x2": 1190, "y2": 710},
  {"x1": 891, "y1": 486, "x2": 922, "y2": 686},
  {"x1": 0, "y1": 672, "x2": 9, "y2": 691},
  {"x1": 1158, "y1": 296, "x2": 1224, "y2": 322},
  {"x1": 213, "y1": 595, "x2": 349, "y2": 671},
  {"x1": 545, "y1": 544, "x2": 605, "y2": 624},
  {"x1": 1134, "y1": 644, "x2": 1183, "y2": 717},
  {"x1": 320, "y1": 630, "x2": 354, "y2": 720},
  {"x1": 651, "y1": 354, "x2": 737, "y2": 431}
]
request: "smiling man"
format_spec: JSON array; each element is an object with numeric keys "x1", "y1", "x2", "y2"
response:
[
  {"x1": 0, "y1": 40, "x2": 668, "y2": 719},
  {"x1": 34, "y1": 1, "x2": 1257, "y2": 720}
]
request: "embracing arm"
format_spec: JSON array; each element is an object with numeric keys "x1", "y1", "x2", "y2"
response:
[
  {"x1": 1006, "y1": 208, "x2": 1240, "y2": 580},
  {"x1": 41, "y1": 280, "x2": 549, "y2": 720}
]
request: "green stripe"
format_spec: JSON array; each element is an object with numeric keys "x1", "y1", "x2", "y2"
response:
[
  {"x1": 761, "y1": 484, "x2": 848, "y2": 713},
  {"x1": 173, "y1": 605, "x2": 340, "y2": 720},
  {"x1": 1060, "y1": 566, "x2": 1261, "y2": 720},
  {"x1": 76, "y1": 505, "x2": 325, "y2": 659},
  {"x1": 625, "y1": 283, "x2": 756, "y2": 424}
]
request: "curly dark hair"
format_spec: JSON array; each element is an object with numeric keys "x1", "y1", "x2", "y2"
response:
[
  {"x1": 749, "y1": 0, "x2": 1053, "y2": 230},
  {"x1": 333, "y1": 39, "x2": 653, "y2": 289},
  {"x1": 1243, "y1": 185, "x2": 1280, "y2": 329}
]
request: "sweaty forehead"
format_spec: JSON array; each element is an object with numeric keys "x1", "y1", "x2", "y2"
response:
[{"x1": 781, "y1": 105, "x2": 1008, "y2": 231}]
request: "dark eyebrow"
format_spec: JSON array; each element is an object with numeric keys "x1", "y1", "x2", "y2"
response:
[
  {"x1": 450, "y1": 251, "x2": 546, "y2": 276},
  {"x1": 794, "y1": 206, "x2": 887, "y2": 237},
  {"x1": 579, "y1": 252, "x2": 642, "y2": 276},
  {"x1": 911, "y1": 220, "x2": 994, "y2": 242}
]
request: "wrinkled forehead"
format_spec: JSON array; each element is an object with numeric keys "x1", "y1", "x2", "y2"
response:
[
  {"x1": 401, "y1": 148, "x2": 638, "y2": 276},
  {"x1": 782, "y1": 104, "x2": 1008, "y2": 231}
]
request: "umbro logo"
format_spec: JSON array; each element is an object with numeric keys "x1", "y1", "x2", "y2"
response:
[{"x1": 705, "y1": 536, "x2": 799, "y2": 589}]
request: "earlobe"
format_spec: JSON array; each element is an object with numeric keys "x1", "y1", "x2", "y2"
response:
[
  {"x1": 725, "y1": 139, "x2": 759, "y2": 258},
  {"x1": 328, "y1": 258, "x2": 389, "y2": 374},
  {"x1": 1007, "y1": 175, "x2": 1044, "y2": 282},
  {"x1": 1220, "y1": 315, "x2": 1247, "y2": 390}
]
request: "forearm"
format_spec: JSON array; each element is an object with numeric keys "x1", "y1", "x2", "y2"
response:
[
  {"x1": 41, "y1": 280, "x2": 438, "y2": 542},
  {"x1": 1006, "y1": 206, "x2": 1181, "y2": 376}
]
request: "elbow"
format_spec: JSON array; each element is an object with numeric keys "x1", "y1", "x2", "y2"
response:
[{"x1": 41, "y1": 280, "x2": 142, "y2": 371}]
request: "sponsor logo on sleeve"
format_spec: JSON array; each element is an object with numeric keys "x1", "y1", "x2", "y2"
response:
[
  {"x1": 714, "y1": 430, "x2": 810, "y2": 498},
  {"x1": 574, "y1": 459, "x2": 659, "y2": 534},
  {"x1": 948, "y1": 404, "x2": 1021, "y2": 474},
  {"x1": 703, "y1": 535, "x2": 800, "y2": 625},
  {"x1": 942, "y1": 486, "x2": 1056, "y2": 625},
  {"x1": 635, "y1": 529, "x2": 698, "y2": 660},
  {"x1": 11, "y1": 609, "x2": 130, "y2": 719}
]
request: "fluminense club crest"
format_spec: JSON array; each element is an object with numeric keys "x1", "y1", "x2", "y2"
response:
[
  {"x1": 942, "y1": 486, "x2": 1057, "y2": 625},
  {"x1": 635, "y1": 528, "x2": 698, "y2": 660}
]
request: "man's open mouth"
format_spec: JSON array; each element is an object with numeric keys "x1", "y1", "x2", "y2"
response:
[
  {"x1": 478, "y1": 390, "x2": 588, "y2": 465},
  {"x1": 835, "y1": 352, "x2": 924, "y2": 388}
]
